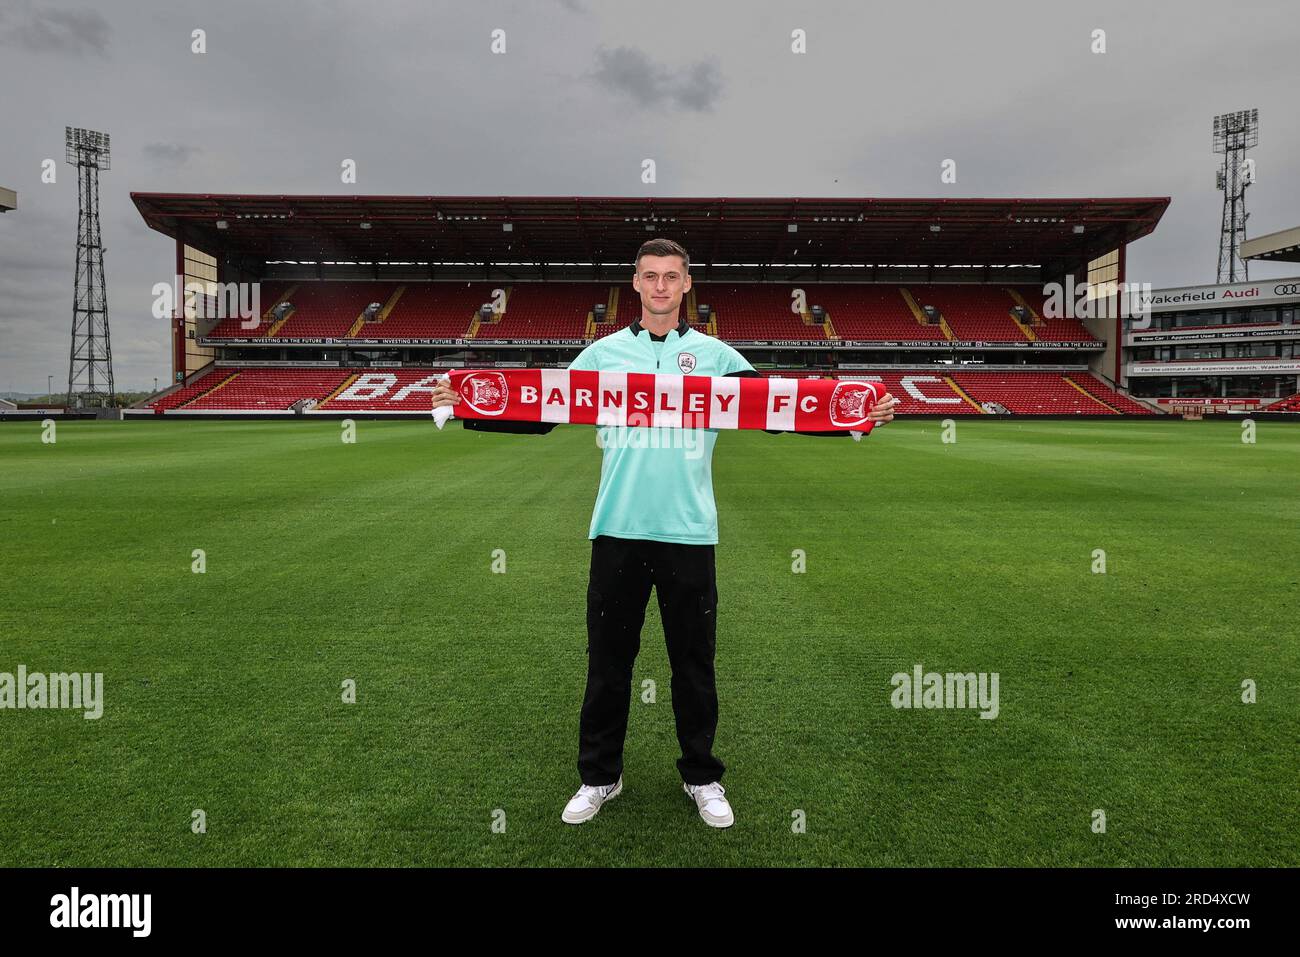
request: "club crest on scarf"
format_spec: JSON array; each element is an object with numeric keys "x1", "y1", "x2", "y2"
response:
[
  {"x1": 462, "y1": 372, "x2": 509, "y2": 415},
  {"x1": 828, "y1": 382, "x2": 875, "y2": 428}
]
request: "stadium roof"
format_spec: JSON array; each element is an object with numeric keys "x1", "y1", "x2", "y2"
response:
[
  {"x1": 1240, "y1": 224, "x2": 1300, "y2": 264},
  {"x1": 0, "y1": 186, "x2": 16, "y2": 213},
  {"x1": 131, "y1": 193, "x2": 1169, "y2": 270}
]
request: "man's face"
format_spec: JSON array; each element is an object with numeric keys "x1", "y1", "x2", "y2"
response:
[{"x1": 633, "y1": 254, "x2": 692, "y2": 317}]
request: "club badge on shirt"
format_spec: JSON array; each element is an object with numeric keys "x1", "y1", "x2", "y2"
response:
[{"x1": 677, "y1": 352, "x2": 697, "y2": 374}]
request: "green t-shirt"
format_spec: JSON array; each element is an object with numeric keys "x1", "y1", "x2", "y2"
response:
[{"x1": 568, "y1": 325, "x2": 754, "y2": 545}]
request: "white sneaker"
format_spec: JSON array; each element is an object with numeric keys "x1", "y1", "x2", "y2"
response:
[
  {"x1": 684, "y1": 781, "x2": 734, "y2": 828},
  {"x1": 561, "y1": 777, "x2": 623, "y2": 824}
]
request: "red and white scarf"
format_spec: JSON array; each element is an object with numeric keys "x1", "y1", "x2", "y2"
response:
[{"x1": 433, "y1": 369, "x2": 882, "y2": 438}]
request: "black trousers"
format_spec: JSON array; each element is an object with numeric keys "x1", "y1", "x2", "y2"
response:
[{"x1": 578, "y1": 534, "x2": 725, "y2": 787}]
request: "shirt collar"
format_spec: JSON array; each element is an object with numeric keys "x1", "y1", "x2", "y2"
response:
[{"x1": 630, "y1": 315, "x2": 690, "y2": 340}]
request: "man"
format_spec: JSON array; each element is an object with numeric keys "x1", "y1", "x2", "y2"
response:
[{"x1": 432, "y1": 239, "x2": 896, "y2": 828}]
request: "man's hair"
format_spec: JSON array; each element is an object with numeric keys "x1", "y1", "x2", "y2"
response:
[{"x1": 635, "y1": 238, "x2": 689, "y2": 272}]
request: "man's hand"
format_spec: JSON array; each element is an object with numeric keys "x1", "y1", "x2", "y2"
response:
[
  {"x1": 868, "y1": 391, "x2": 899, "y2": 425},
  {"x1": 431, "y1": 380, "x2": 460, "y2": 409}
]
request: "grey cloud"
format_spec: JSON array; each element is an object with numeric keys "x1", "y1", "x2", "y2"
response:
[
  {"x1": 142, "y1": 143, "x2": 200, "y2": 168},
  {"x1": 0, "y1": 4, "x2": 109, "y2": 57},
  {"x1": 592, "y1": 45, "x2": 723, "y2": 112},
  {"x1": 670, "y1": 60, "x2": 723, "y2": 113}
]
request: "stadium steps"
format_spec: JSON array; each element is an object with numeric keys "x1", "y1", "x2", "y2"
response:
[
  {"x1": 1010, "y1": 314, "x2": 1037, "y2": 340},
  {"x1": 1006, "y1": 287, "x2": 1042, "y2": 323},
  {"x1": 590, "y1": 285, "x2": 620, "y2": 338},
  {"x1": 604, "y1": 286, "x2": 621, "y2": 337},
  {"x1": 1264, "y1": 393, "x2": 1300, "y2": 412},
  {"x1": 943, "y1": 376, "x2": 987, "y2": 413},
  {"x1": 1073, "y1": 373, "x2": 1161, "y2": 415},
  {"x1": 263, "y1": 284, "x2": 299, "y2": 336},
  {"x1": 346, "y1": 286, "x2": 407, "y2": 337},
  {"x1": 494, "y1": 286, "x2": 513, "y2": 317},
  {"x1": 260, "y1": 280, "x2": 297, "y2": 332},
  {"x1": 683, "y1": 287, "x2": 718, "y2": 335},
  {"x1": 177, "y1": 370, "x2": 240, "y2": 409},
  {"x1": 265, "y1": 309, "x2": 295, "y2": 337},
  {"x1": 1005, "y1": 290, "x2": 1038, "y2": 341},
  {"x1": 144, "y1": 364, "x2": 227, "y2": 411},
  {"x1": 468, "y1": 285, "x2": 511, "y2": 338},
  {"x1": 317, "y1": 373, "x2": 360, "y2": 408},
  {"x1": 900, "y1": 287, "x2": 929, "y2": 325},
  {"x1": 136, "y1": 371, "x2": 196, "y2": 409},
  {"x1": 902, "y1": 287, "x2": 955, "y2": 341},
  {"x1": 795, "y1": 305, "x2": 837, "y2": 340},
  {"x1": 1063, "y1": 375, "x2": 1119, "y2": 413}
]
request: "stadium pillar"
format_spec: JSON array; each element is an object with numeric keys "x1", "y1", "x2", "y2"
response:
[
  {"x1": 173, "y1": 236, "x2": 186, "y2": 384},
  {"x1": 1115, "y1": 243, "x2": 1127, "y2": 386}
]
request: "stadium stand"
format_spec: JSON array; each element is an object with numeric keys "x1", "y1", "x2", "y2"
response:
[
  {"x1": 482, "y1": 283, "x2": 607, "y2": 340},
  {"x1": 369, "y1": 282, "x2": 495, "y2": 339},
  {"x1": 951, "y1": 371, "x2": 1120, "y2": 415},
  {"x1": 149, "y1": 367, "x2": 351, "y2": 411},
  {"x1": 1009, "y1": 285, "x2": 1099, "y2": 342},
  {"x1": 1069, "y1": 373, "x2": 1156, "y2": 414},
  {"x1": 815, "y1": 285, "x2": 946, "y2": 341},
  {"x1": 910, "y1": 286, "x2": 1020, "y2": 342},
  {"x1": 693, "y1": 284, "x2": 826, "y2": 341},
  {"x1": 1263, "y1": 393, "x2": 1300, "y2": 413},
  {"x1": 198, "y1": 282, "x2": 1102, "y2": 344},
  {"x1": 148, "y1": 366, "x2": 231, "y2": 411},
  {"x1": 205, "y1": 281, "x2": 398, "y2": 339},
  {"x1": 272, "y1": 282, "x2": 399, "y2": 339},
  {"x1": 318, "y1": 369, "x2": 452, "y2": 412},
  {"x1": 835, "y1": 372, "x2": 982, "y2": 415},
  {"x1": 205, "y1": 280, "x2": 290, "y2": 337},
  {"x1": 152, "y1": 365, "x2": 1156, "y2": 417}
]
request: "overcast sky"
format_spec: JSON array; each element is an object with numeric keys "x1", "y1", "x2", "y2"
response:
[{"x1": 1, "y1": 0, "x2": 1297, "y2": 392}]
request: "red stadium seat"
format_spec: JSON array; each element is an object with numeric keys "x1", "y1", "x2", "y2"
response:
[
  {"x1": 156, "y1": 367, "x2": 352, "y2": 411},
  {"x1": 484, "y1": 283, "x2": 607, "y2": 341},
  {"x1": 201, "y1": 280, "x2": 1101, "y2": 347}
]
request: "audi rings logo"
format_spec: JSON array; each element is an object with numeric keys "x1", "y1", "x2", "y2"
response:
[{"x1": 1273, "y1": 283, "x2": 1300, "y2": 296}]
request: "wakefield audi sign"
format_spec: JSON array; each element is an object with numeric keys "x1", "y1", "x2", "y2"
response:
[{"x1": 1137, "y1": 277, "x2": 1300, "y2": 313}]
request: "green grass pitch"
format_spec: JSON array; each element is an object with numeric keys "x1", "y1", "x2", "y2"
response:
[{"x1": 1, "y1": 417, "x2": 1295, "y2": 867}]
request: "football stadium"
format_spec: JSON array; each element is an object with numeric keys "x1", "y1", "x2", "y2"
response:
[
  {"x1": 130, "y1": 194, "x2": 1172, "y2": 416},
  {"x1": 1, "y1": 2, "x2": 1297, "y2": 935},
  {"x1": 3, "y1": 192, "x2": 1297, "y2": 871}
]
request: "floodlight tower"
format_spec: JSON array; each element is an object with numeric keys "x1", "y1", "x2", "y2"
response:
[
  {"x1": 65, "y1": 126, "x2": 115, "y2": 407},
  {"x1": 1213, "y1": 109, "x2": 1258, "y2": 284}
]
